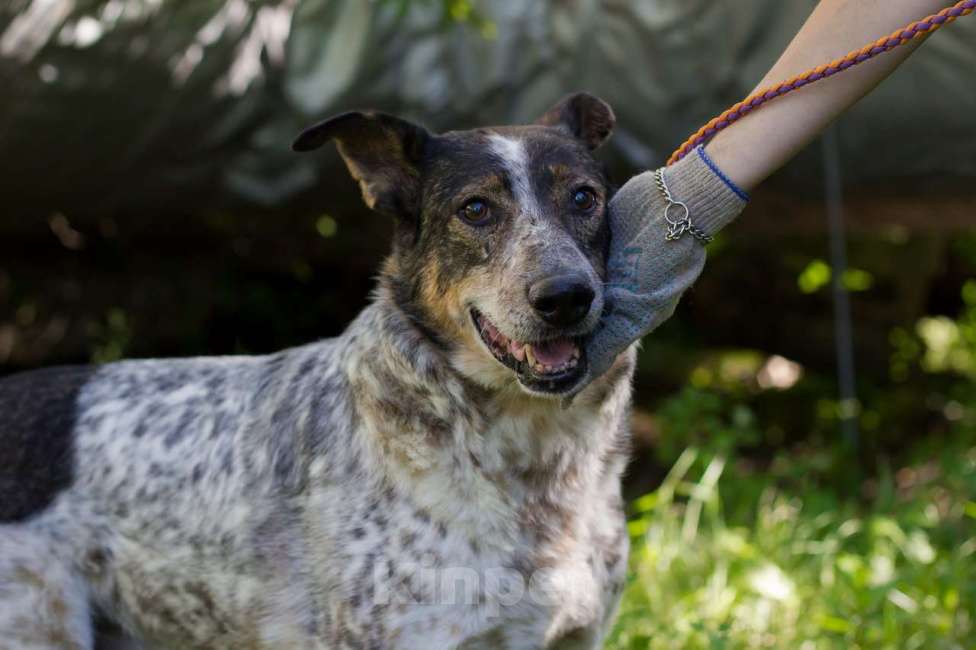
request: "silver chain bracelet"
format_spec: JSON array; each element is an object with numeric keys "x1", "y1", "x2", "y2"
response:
[{"x1": 654, "y1": 169, "x2": 713, "y2": 245}]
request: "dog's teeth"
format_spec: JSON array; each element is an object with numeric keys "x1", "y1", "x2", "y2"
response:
[
  {"x1": 511, "y1": 342, "x2": 526, "y2": 362},
  {"x1": 525, "y1": 345, "x2": 536, "y2": 367}
]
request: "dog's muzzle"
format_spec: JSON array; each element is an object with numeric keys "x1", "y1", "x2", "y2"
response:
[{"x1": 471, "y1": 308, "x2": 588, "y2": 395}]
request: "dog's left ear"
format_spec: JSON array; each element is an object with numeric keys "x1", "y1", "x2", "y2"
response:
[
  {"x1": 535, "y1": 92, "x2": 615, "y2": 150},
  {"x1": 292, "y1": 111, "x2": 430, "y2": 221}
]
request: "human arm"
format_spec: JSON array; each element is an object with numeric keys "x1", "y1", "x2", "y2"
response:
[
  {"x1": 581, "y1": 0, "x2": 951, "y2": 387},
  {"x1": 706, "y1": 0, "x2": 949, "y2": 191}
]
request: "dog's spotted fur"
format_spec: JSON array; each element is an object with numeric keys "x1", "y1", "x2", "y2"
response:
[{"x1": 0, "y1": 93, "x2": 634, "y2": 649}]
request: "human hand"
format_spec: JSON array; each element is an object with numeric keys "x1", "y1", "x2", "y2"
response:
[{"x1": 582, "y1": 147, "x2": 748, "y2": 386}]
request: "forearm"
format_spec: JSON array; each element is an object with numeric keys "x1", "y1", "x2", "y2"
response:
[{"x1": 705, "y1": 0, "x2": 948, "y2": 191}]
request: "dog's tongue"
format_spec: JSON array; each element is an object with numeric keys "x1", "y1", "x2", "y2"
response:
[{"x1": 530, "y1": 338, "x2": 576, "y2": 366}]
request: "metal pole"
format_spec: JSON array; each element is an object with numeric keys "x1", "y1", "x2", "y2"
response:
[{"x1": 822, "y1": 126, "x2": 860, "y2": 448}]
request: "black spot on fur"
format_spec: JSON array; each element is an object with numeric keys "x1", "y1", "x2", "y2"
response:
[
  {"x1": 211, "y1": 410, "x2": 230, "y2": 439},
  {"x1": 256, "y1": 352, "x2": 287, "y2": 397},
  {"x1": 133, "y1": 402, "x2": 163, "y2": 438},
  {"x1": 164, "y1": 406, "x2": 200, "y2": 449},
  {"x1": 400, "y1": 530, "x2": 417, "y2": 548},
  {"x1": 220, "y1": 447, "x2": 234, "y2": 475},
  {"x1": 93, "y1": 613, "x2": 139, "y2": 649},
  {"x1": 272, "y1": 440, "x2": 296, "y2": 485},
  {"x1": 0, "y1": 365, "x2": 94, "y2": 522}
]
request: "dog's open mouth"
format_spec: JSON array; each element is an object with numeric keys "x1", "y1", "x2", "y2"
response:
[{"x1": 471, "y1": 309, "x2": 586, "y2": 394}]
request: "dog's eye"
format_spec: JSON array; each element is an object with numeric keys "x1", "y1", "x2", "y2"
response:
[
  {"x1": 572, "y1": 188, "x2": 597, "y2": 211},
  {"x1": 459, "y1": 198, "x2": 491, "y2": 226}
]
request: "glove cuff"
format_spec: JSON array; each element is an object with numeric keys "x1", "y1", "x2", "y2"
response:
[{"x1": 663, "y1": 145, "x2": 748, "y2": 238}]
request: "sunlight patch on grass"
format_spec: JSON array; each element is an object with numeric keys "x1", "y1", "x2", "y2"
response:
[{"x1": 606, "y1": 446, "x2": 976, "y2": 649}]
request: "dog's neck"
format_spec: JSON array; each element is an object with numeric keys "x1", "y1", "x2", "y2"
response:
[{"x1": 337, "y1": 286, "x2": 634, "y2": 544}]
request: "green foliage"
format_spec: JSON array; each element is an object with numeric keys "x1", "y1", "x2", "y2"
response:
[
  {"x1": 380, "y1": 0, "x2": 496, "y2": 37},
  {"x1": 797, "y1": 259, "x2": 874, "y2": 294},
  {"x1": 653, "y1": 387, "x2": 761, "y2": 464},
  {"x1": 609, "y1": 457, "x2": 976, "y2": 648},
  {"x1": 887, "y1": 281, "x2": 976, "y2": 415},
  {"x1": 90, "y1": 307, "x2": 132, "y2": 364},
  {"x1": 607, "y1": 396, "x2": 976, "y2": 649},
  {"x1": 920, "y1": 280, "x2": 975, "y2": 376},
  {"x1": 915, "y1": 280, "x2": 976, "y2": 379}
]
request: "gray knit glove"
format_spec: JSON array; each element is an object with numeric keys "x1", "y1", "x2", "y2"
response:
[{"x1": 584, "y1": 147, "x2": 748, "y2": 385}]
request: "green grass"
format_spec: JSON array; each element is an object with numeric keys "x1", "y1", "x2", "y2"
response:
[{"x1": 606, "y1": 443, "x2": 976, "y2": 649}]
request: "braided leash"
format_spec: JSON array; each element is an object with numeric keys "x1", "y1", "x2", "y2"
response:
[{"x1": 667, "y1": 0, "x2": 975, "y2": 166}]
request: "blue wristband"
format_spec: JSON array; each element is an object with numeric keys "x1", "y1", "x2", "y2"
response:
[{"x1": 696, "y1": 145, "x2": 749, "y2": 202}]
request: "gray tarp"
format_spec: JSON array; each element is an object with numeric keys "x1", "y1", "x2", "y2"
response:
[{"x1": 1, "y1": 0, "x2": 975, "y2": 219}]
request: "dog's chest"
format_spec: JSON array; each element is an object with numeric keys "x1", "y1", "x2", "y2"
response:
[
  {"x1": 311, "y1": 489, "x2": 624, "y2": 649},
  {"x1": 300, "y1": 401, "x2": 630, "y2": 649}
]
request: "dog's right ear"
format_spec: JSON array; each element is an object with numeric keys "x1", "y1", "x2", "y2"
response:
[
  {"x1": 292, "y1": 111, "x2": 430, "y2": 221},
  {"x1": 535, "y1": 92, "x2": 615, "y2": 150}
]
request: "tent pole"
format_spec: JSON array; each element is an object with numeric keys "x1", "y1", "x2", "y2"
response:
[{"x1": 822, "y1": 126, "x2": 860, "y2": 449}]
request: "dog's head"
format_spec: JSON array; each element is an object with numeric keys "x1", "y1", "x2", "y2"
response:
[{"x1": 294, "y1": 93, "x2": 615, "y2": 397}]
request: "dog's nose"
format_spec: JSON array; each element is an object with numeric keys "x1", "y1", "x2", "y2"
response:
[{"x1": 528, "y1": 275, "x2": 595, "y2": 327}]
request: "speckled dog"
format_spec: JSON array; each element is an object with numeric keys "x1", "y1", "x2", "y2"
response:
[{"x1": 0, "y1": 93, "x2": 634, "y2": 649}]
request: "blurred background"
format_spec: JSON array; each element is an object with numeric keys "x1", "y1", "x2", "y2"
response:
[{"x1": 2, "y1": 0, "x2": 975, "y2": 647}]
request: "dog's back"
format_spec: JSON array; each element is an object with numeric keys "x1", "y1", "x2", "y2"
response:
[
  {"x1": 0, "y1": 341, "x2": 355, "y2": 648},
  {"x1": 1, "y1": 365, "x2": 93, "y2": 522}
]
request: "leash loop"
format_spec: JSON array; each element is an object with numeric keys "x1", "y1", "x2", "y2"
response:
[
  {"x1": 655, "y1": 169, "x2": 713, "y2": 245},
  {"x1": 663, "y1": 201, "x2": 692, "y2": 241}
]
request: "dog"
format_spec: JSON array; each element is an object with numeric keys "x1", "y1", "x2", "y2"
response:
[{"x1": 0, "y1": 92, "x2": 635, "y2": 649}]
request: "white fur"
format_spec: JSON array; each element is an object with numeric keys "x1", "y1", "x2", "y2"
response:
[{"x1": 488, "y1": 134, "x2": 542, "y2": 221}]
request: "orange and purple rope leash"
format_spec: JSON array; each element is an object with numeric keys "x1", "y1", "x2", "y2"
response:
[{"x1": 668, "y1": 0, "x2": 975, "y2": 166}]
